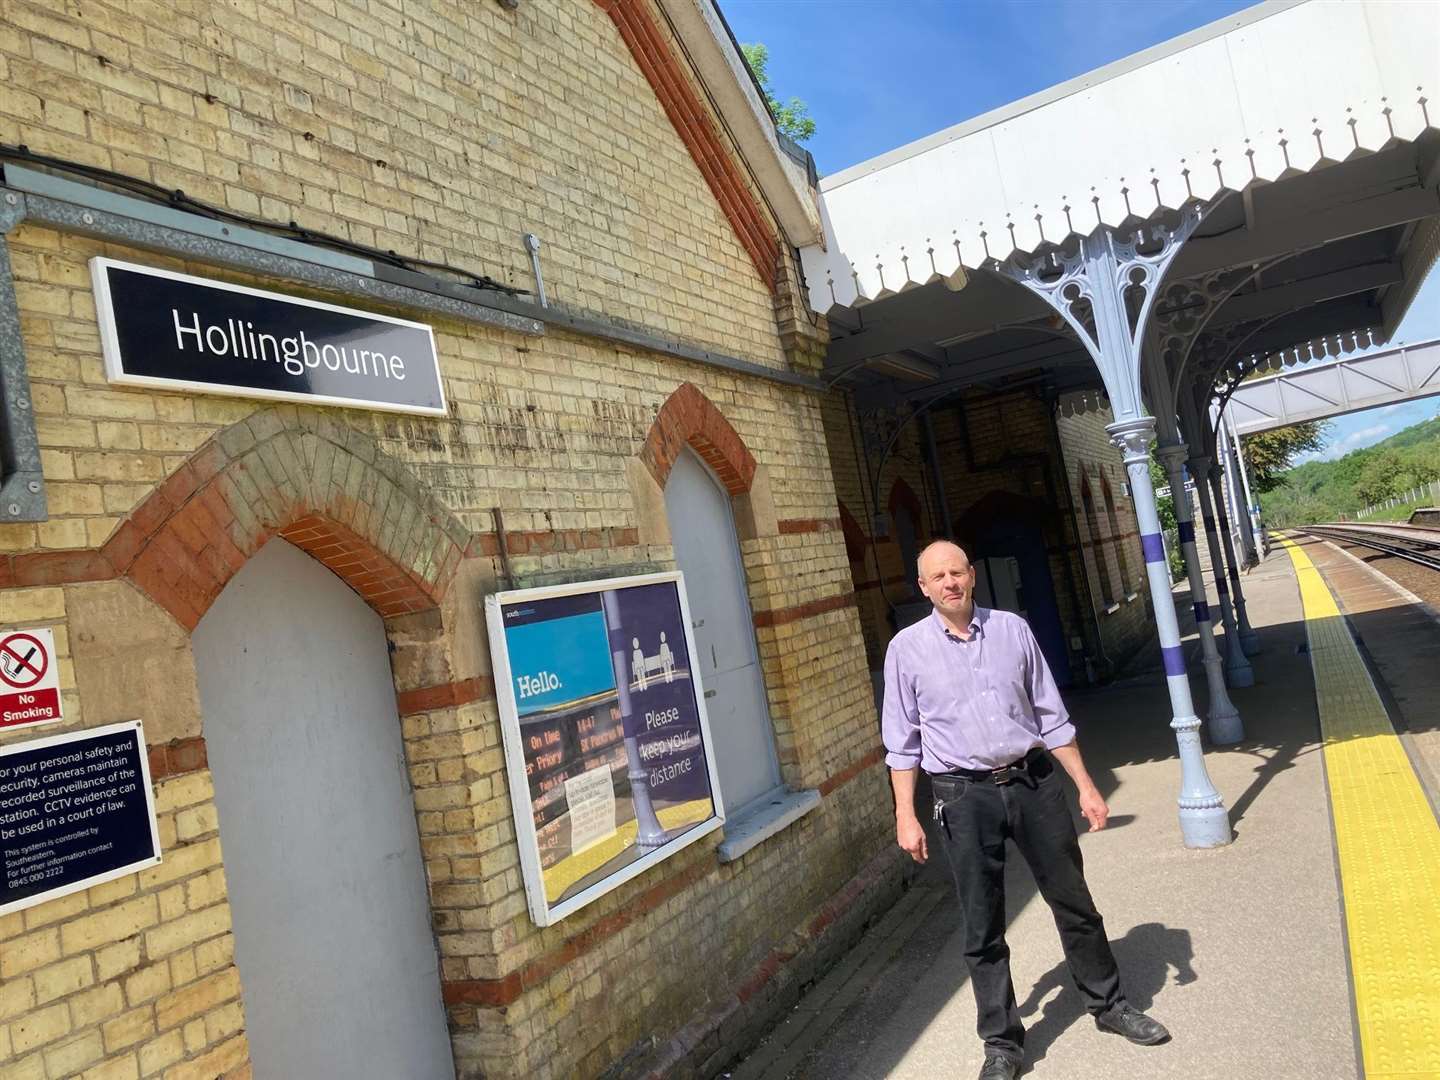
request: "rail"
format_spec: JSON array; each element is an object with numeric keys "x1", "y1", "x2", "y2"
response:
[{"x1": 1295, "y1": 522, "x2": 1440, "y2": 573}]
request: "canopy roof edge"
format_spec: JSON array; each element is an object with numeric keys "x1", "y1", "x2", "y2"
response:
[{"x1": 802, "y1": 0, "x2": 1440, "y2": 312}]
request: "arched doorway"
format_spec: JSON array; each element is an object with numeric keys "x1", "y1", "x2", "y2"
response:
[
  {"x1": 192, "y1": 539, "x2": 454, "y2": 1080},
  {"x1": 664, "y1": 449, "x2": 781, "y2": 815},
  {"x1": 957, "y1": 492, "x2": 1074, "y2": 687}
]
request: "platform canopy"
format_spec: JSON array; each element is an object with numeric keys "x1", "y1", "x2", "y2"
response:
[{"x1": 805, "y1": 0, "x2": 1440, "y2": 406}]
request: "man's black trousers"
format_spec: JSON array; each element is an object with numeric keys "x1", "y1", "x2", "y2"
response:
[{"x1": 931, "y1": 753, "x2": 1123, "y2": 1063}]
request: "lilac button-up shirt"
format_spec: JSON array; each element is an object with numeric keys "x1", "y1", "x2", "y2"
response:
[{"x1": 882, "y1": 606, "x2": 1076, "y2": 773}]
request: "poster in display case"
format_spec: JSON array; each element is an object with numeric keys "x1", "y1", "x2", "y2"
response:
[{"x1": 484, "y1": 572, "x2": 724, "y2": 926}]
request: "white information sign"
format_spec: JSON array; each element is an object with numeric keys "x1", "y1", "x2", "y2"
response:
[{"x1": 0, "y1": 627, "x2": 63, "y2": 731}]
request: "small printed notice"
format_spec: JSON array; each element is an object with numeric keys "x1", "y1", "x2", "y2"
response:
[
  {"x1": 0, "y1": 628, "x2": 63, "y2": 731},
  {"x1": 0, "y1": 721, "x2": 162, "y2": 916},
  {"x1": 564, "y1": 766, "x2": 618, "y2": 855}
]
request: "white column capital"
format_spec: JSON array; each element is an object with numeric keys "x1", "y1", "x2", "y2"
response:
[
  {"x1": 1106, "y1": 416, "x2": 1155, "y2": 464},
  {"x1": 1155, "y1": 441, "x2": 1190, "y2": 471}
]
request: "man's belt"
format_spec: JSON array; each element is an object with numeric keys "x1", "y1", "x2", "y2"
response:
[{"x1": 932, "y1": 747, "x2": 1048, "y2": 786}]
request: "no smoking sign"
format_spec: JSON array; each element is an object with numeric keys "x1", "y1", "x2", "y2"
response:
[{"x1": 0, "y1": 628, "x2": 63, "y2": 730}]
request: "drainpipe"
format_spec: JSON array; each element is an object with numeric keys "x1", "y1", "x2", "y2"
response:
[
  {"x1": 1225, "y1": 406, "x2": 1264, "y2": 558},
  {"x1": 920, "y1": 411, "x2": 953, "y2": 538}
]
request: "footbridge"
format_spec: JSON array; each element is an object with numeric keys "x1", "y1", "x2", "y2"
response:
[{"x1": 1226, "y1": 338, "x2": 1440, "y2": 435}]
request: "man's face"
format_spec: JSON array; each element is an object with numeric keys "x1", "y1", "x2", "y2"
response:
[{"x1": 918, "y1": 544, "x2": 976, "y2": 620}]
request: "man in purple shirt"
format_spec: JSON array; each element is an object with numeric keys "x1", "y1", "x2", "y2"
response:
[{"x1": 883, "y1": 541, "x2": 1168, "y2": 1080}]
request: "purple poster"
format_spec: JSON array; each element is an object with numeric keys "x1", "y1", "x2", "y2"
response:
[{"x1": 491, "y1": 577, "x2": 718, "y2": 919}]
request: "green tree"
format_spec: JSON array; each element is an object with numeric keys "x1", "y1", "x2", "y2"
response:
[
  {"x1": 740, "y1": 43, "x2": 816, "y2": 143},
  {"x1": 1149, "y1": 451, "x2": 1185, "y2": 580},
  {"x1": 1354, "y1": 450, "x2": 1405, "y2": 507},
  {"x1": 1240, "y1": 420, "x2": 1329, "y2": 493}
]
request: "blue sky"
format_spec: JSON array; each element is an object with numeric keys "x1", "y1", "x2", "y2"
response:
[{"x1": 721, "y1": 0, "x2": 1440, "y2": 462}]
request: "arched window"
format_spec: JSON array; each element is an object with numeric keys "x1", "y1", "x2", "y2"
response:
[
  {"x1": 1080, "y1": 472, "x2": 1117, "y2": 608},
  {"x1": 1101, "y1": 477, "x2": 1133, "y2": 595},
  {"x1": 664, "y1": 449, "x2": 782, "y2": 815}
]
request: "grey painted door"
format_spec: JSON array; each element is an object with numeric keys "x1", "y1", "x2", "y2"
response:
[
  {"x1": 192, "y1": 539, "x2": 454, "y2": 1080},
  {"x1": 664, "y1": 450, "x2": 781, "y2": 813}
]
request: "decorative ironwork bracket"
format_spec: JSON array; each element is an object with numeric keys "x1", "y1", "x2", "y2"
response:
[{"x1": 994, "y1": 204, "x2": 1207, "y2": 423}]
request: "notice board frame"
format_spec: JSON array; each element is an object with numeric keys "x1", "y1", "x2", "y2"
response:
[
  {"x1": 484, "y1": 571, "x2": 725, "y2": 927},
  {"x1": 0, "y1": 719, "x2": 163, "y2": 917},
  {"x1": 90, "y1": 256, "x2": 447, "y2": 417}
]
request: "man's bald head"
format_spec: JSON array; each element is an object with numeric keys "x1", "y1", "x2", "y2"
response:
[
  {"x1": 917, "y1": 540, "x2": 971, "y2": 579},
  {"x1": 916, "y1": 540, "x2": 977, "y2": 626}
]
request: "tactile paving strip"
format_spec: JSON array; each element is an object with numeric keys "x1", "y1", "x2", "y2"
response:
[{"x1": 1275, "y1": 534, "x2": 1440, "y2": 1077}]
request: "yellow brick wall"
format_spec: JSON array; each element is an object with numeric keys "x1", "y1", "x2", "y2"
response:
[
  {"x1": 0, "y1": 0, "x2": 785, "y2": 371},
  {"x1": 1056, "y1": 407, "x2": 1153, "y2": 667},
  {"x1": 0, "y1": 2, "x2": 896, "y2": 1079}
]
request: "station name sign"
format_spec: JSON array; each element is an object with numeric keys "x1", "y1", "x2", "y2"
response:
[{"x1": 91, "y1": 258, "x2": 446, "y2": 416}]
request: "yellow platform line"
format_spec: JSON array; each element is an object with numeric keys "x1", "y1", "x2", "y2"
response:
[{"x1": 1274, "y1": 534, "x2": 1440, "y2": 1077}]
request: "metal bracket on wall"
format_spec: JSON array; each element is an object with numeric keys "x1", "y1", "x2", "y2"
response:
[
  {"x1": 0, "y1": 192, "x2": 46, "y2": 521},
  {"x1": 523, "y1": 233, "x2": 548, "y2": 307}
]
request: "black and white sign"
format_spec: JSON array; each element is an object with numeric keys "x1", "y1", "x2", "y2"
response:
[
  {"x1": 91, "y1": 258, "x2": 446, "y2": 416},
  {"x1": 1, "y1": 721, "x2": 162, "y2": 916}
]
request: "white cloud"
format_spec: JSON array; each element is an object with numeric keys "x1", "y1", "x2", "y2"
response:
[{"x1": 1318, "y1": 422, "x2": 1394, "y2": 460}]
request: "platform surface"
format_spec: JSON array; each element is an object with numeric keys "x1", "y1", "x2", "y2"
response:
[
  {"x1": 732, "y1": 539, "x2": 1440, "y2": 1080},
  {"x1": 1273, "y1": 534, "x2": 1440, "y2": 1080}
]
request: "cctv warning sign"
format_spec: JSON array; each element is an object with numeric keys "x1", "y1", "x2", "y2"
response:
[{"x1": 0, "y1": 629, "x2": 63, "y2": 731}]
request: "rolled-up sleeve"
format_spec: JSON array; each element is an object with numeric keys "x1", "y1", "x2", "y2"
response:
[
  {"x1": 1022, "y1": 624, "x2": 1076, "y2": 750},
  {"x1": 882, "y1": 640, "x2": 922, "y2": 770}
]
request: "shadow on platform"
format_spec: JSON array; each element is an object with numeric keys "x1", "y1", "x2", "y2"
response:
[{"x1": 737, "y1": 535, "x2": 1424, "y2": 1079}]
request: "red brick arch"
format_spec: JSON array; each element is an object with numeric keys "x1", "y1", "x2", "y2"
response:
[
  {"x1": 640, "y1": 382, "x2": 757, "y2": 495},
  {"x1": 100, "y1": 409, "x2": 470, "y2": 631},
  {"x1": 887, "y1": 478, "x2": 924, "y2": 532}
]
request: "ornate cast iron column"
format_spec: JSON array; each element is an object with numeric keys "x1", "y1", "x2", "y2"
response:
[
  {"x1": 1111, "y1": 422, "x2": 1231, "y2": 844},
  {"x1": 999, "y1": 211, "x2": 1231, "y2": 848},
  {"x1": 1187, "y1": 452, "x2": 1253, "y2": 686},
  {"x1": 1213, "y1": 403, "x2": 1258, "y2": 568},
  {"x1": 1156, "y1": 443, "x2": 1243, "y2": 743},
  {"x1": 1178, "y1": 379, "x2": 1255, "y2": 685},
  {"x1": 1209, "y1": 463, "x2": 1260, "y2": 655},
  {"x1": 1225, "y1": 407, "x2": 1265, "y2": 559}
]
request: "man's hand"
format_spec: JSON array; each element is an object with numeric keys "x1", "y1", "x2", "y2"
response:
[
  {"x1": 897, "y1": 814, "x2": 928, "y2": 863},
  {"x1": 890, "y1": 767, "x2": 928, "y2": 863},
  {"x1": 1077, "y1": 786, "x2": 1109, "y2": 832},
  {"x1": 1050, "y1": 742, "x2": 1108, "y2": 832}
]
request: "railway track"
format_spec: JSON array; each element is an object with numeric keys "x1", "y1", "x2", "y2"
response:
[{"x1": 1297, "y1": 521, "x2": 1440, "y2": 573}]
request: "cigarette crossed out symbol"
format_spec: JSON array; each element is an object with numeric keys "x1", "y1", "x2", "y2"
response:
[{"x1": 0, "y1": 633, "x2": 48, "y2": 689}]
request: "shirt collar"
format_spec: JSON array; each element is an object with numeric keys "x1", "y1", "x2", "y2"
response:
[{"x1": 931, "y1": 605, "x2": 987, "y2": 641}]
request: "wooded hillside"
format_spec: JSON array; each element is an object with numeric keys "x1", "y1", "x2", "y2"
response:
[{"x1": 1259, "y1": 413, "x2": 1440, "y2": 525}]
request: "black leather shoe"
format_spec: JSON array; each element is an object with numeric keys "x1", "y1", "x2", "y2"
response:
[
  {"x1": 1095, "y1": 1003, "x2": 1170, "y2": 1045},
  {"x1": 978, "y1": 1053, "x2": 1020, "y2": 1080}
]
